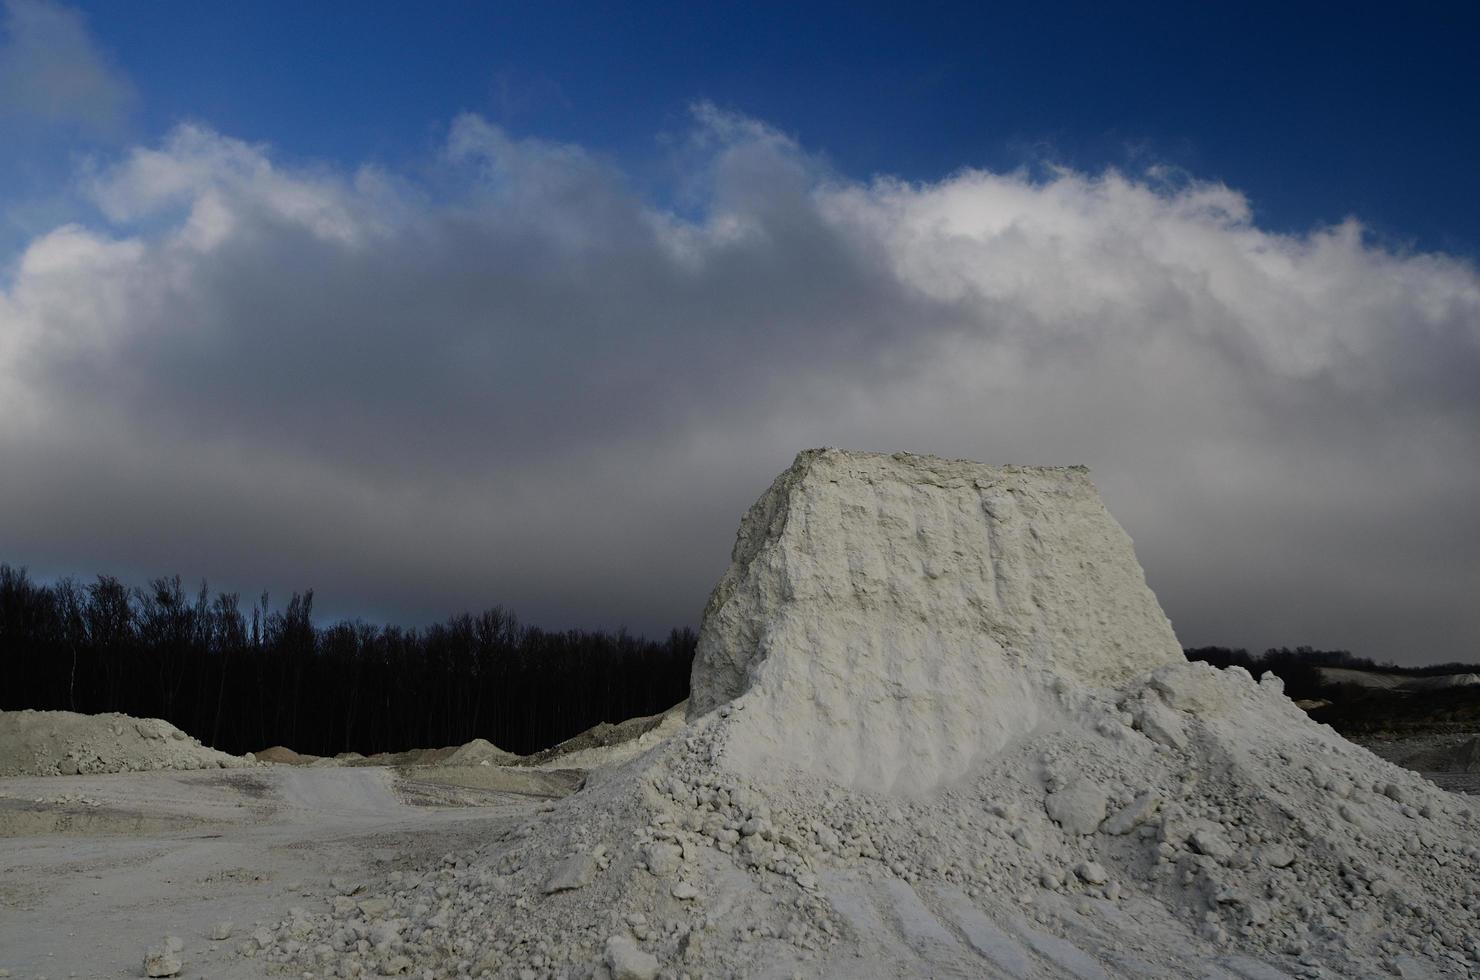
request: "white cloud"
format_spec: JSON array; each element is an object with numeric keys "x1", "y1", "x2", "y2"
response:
[
  {"x1": 2, "y1": 107, "x2": 1478, "y2": 661},
  {"x1": 86, "y1": 125, "x2": 375, "y2": 247},
  {"x1": 0, "y1": 0, "x2": 134, "y2": 134}
]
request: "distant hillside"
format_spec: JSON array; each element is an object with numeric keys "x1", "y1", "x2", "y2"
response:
[{"x1": 1316, "y1": 667, "x2": 1480, "y2": 693}]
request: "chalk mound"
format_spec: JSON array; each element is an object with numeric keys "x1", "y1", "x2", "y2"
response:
[
  {"x1": 0, "y1": 709, "x2": 249, "y2": 777},
  {"x1": 254, "y1": 745, "x2": 321, "y2": 766},
  {"x1": 266, "y1": 450, "x2": 1480, "y2": 980},
  {"x1": 444, "y1": 738, "x2": 518, "y2": 767},
  {"x1": 517, "y1": 702, "x2": 687, "y2": 770},
  {"x1": 691, "y1": 448, "x2": 1183, "y2": 792}
]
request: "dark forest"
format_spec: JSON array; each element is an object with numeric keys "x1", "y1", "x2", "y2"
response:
[
  {"x1": 8, "y1": 562, "x2": 1478, "y2": 758},
  {"x1": 0, "y1": 564, "x2": 695, "y2": 757}
]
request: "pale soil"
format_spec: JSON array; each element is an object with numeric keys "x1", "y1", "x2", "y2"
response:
[
  {"x1": 393, "y1": 763, "x2": 585, "y2": 801},
  {"x1": 4, "y1": 719, "x2": 1475, "y2": 980},
  {"x1": 1356, "y1": 732, "x2": 1480, "y2": 795},
  {"x1": 0, "y1": 765, "x2": 551, "y2": 978}
]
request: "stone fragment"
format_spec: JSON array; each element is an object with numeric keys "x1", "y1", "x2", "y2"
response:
[
  {"x1": 1259, "y1": 845, "x2": 1296, "y2": 869},
  {"x1": 543, "y1": 851, "x2": 597, "y2": 893},
  {"x1": 1148, "y1": 663, "x2": 1225, "y2": 712},
  {"x1": 143, "y1": 941, "x2": 182, "y2": 978},
  {"x1": 1045, "y1": 781, "x2": 1109, "y2": 836},
  {"x1": 356, "y1": 896, "x2": 393, "y2": 918},
  {"x1": 670, "y1": 881, "x2": 699, "y2": 900},
  {"x1": 1100, "y1": 792, "x2": 1160, "y2": 835},
  {"x1": 741, "y1": 816, "x2": 770, "y2": 838},
  {"x1": 1188, "y1": 826, "x2": 1233, "y2": 861},
  {"x1": 641, "y1": 842, "x2": 683, "y2": 877},
  {"x1": 209, "y1": 920, "x2": 233, "y2": 941},
  {"x1": 1135, "y1": 700, "x2": 1189, "y2": 750},
  {"x1": 1075, "y1": 861, "x2": 1109, "y2": 885},
  {"x1": 605, "y1": 935, "x2": 659, "y2": 980}
]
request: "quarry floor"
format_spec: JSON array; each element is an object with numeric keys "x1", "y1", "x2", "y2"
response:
[
  {"x1": 1355, "y1": 733, "x2": 1480, "y2": 796},
  {"x1": 0, "y1": 766, "x2": 545, "y2": 979},
  {"x1": 2, "y1": 734, "x2": 1476, "y2": 980}
]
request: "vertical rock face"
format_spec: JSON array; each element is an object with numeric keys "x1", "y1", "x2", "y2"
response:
[{"x1": 689, "y1": 448, "x2": 1183, "y2": 793}]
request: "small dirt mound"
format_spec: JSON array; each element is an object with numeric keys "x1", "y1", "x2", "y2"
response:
[
  {"x1": 443, "y1": 738, "x2": 517, "y2": 767},
  {"x1": 0, "y1": 709, "x2": 248, "y2": 777},
  {"x1": 253, "y1": 746, "x2": 322, "y2": 766},
  {"x1": 517, "y1": 705, "x2": 683, "y2": 768}
]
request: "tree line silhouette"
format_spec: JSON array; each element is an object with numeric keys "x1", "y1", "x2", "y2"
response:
[
  {"x1": 8, "y1": 560, "x2": 1475, "y2": 757},
  {"x1": 0, "y1": 564, "x2": 695, "y2": 757}
]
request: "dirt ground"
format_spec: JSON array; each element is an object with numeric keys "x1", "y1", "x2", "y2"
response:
[
  {"x1": 4, "y1": 723, "x2": 1474, "y2": 980},
  {"x1": 1353, "y1": 731, "x2": 1480, "y2": 795},
  {"x1": 0, "y1": 765, "x2": 559, "y2": 978}
]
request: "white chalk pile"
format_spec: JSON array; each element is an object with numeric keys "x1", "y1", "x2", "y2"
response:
[
  {"x1": 264, "y1": 449, "x2": 1480, "y2": 979},
  {"x1": 0, "y1": 709, "x2": 249, "y2": 777}
]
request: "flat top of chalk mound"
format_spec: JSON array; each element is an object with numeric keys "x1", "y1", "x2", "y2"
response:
[{"x1": 690, "y1": 447, "x2": 1184, "y2": 792}]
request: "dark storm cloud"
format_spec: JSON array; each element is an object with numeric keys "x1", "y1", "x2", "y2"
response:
[{"x1": 2, "y1": 107, "x2": 1478, "y2": 660}]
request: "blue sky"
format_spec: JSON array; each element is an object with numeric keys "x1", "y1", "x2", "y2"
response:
[
  {"x1": 9, "y1": 1, "x2": 1480, "y2": 254},
  {"x1": 2, "y1": 1, "x2": 1479, "y2": 660}
]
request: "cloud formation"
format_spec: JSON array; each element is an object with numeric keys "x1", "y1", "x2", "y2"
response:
[
  {"x1": 2, "y1": 106, "x2": 1478, "y2": 661},
  {"x1": 0, "y1": 0, "x2": 134, "y2": 134}
]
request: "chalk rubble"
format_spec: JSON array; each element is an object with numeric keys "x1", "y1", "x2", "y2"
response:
[{"x1": 142, "y1": 936, "x2": 183, "y2": 977}]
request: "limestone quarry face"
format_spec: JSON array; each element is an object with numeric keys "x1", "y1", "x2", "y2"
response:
[{"x1": 690, "y1": 448, "x2": 1184, "y2": 792}]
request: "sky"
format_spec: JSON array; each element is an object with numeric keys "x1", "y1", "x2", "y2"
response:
[{"x1": 1, "y1": 1, "x2": 1478, "y2": 663}]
